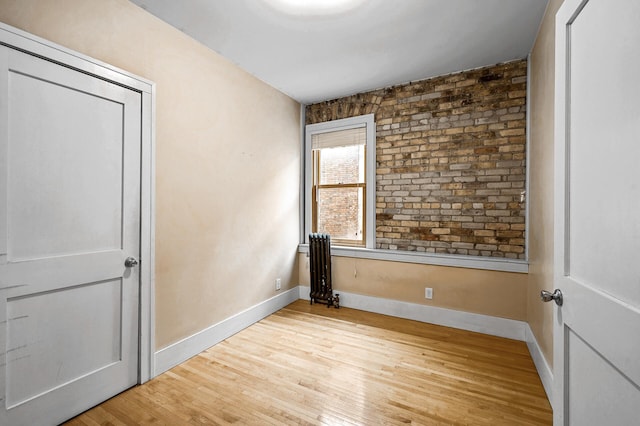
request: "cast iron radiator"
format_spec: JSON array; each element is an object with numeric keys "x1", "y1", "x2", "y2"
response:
[{"x1": 308, "y1": 233, "x2": 339, "y2": 308}]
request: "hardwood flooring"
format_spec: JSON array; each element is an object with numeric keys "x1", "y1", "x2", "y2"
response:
[{"x1": 65, "y1": 300, "x2": 552, "y2": 425}]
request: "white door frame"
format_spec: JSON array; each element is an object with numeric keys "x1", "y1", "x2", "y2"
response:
[{"x1": 0, "y1": 23, "x2": 156, "y2": 384}]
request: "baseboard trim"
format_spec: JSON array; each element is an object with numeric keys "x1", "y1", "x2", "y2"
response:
[
  {"x1": 298, "y1": 286, "x2": 527, "y2": 341},
  {"x1": 525, "y1": 325, "x2": 554, "y2": 406},
  {"x1": 154, "y1": 287, "x2": 299, "y2": 376}
]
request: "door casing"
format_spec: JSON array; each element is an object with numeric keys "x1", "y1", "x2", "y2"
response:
[{"x1": 0, "y1": 22, "x2": 156, "y2": 384}]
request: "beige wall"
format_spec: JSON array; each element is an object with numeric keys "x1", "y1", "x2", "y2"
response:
[
  {"x1": 528, "y1": 0, "x2": 564, "y2": 366},
  {"x1": 299, "y1": 254, "x2": 527, "y2": 320},
  {"x1": 0, "y1": 0, "x2": 301, "y2": 349}
]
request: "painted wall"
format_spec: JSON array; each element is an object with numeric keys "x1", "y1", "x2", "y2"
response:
[
  {"x1": 528, "y1": 0, "x2": 564, "y2": 367},
  {"x1": 299, "y1": 254, "x2": 527, "y2": 320},
  {"x1": 0, "y1": 0, "x2": 301, "y2": 349}
]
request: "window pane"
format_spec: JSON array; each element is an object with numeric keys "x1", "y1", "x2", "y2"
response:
[
  {"x1": 317, "y1": 187, "x2": 364, "y2": 242},
  {"x1": 318, "y1": 144, "x2": 365, "y2": 185}
]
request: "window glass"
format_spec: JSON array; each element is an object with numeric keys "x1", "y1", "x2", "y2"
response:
[
  {"x1": 318, "y1": 144, "x2": 365, "y2": 185},
  {"x1": 317, "y1": 187, "x2": 364, "y2": 242}
]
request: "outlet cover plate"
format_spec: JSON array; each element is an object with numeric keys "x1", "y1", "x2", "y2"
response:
[{"x1": 425, "y1": 287, "x2": 433, "y2": 299}]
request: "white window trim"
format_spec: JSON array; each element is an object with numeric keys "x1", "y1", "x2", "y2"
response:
[
  {"x1": 297, "y1": 244, "x2": 528, "y2": 273},
  {"x1": 304, "y1": 114, "x2": 375, "y2": 248}
]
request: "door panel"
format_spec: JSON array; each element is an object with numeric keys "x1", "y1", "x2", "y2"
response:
[
  {"x1": 554, "y1": 0, "x2": 640, "y2": 424},
  {"x1": 8, "y1": 64, "x2": 124, "y2": 260},
  {"x1": 567, "y1": 330, "x2": 640, "y2": 426},
  {"x1": 567, "y1": 0, "x2": 640, "y2": 306},
  {"x1": 0, "y1": 44, "x2": 141, "y2": 425},
  {"x1": 6, "y1": 278, "x2": 123, "y2": 407}
]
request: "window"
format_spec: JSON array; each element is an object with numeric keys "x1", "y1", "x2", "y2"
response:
[
  {"x1": 305, "y1": 114, "x2": 375, "y2": 248},
  {"x1": 313, "y1": 129, "x2": 365, "y2": 245}
]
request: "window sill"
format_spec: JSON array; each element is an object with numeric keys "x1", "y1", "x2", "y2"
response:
[{"x1": 297, "y1": 244, "x2": 528, "y2": 273}]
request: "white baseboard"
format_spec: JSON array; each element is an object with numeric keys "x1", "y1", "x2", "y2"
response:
[
  {"x1": 299, "y1": 286, "x2": 527, "y2": 341},
  {"x1": 526, "y1": 324, "x2": 554, "y2": 406},
  {"x1": 154, "y1": 287, "x2": 299, "y2": 376}
]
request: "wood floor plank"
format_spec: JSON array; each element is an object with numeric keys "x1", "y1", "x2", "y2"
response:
[{"x1": 65, "y1": 300, "x2": 552, "y2": 425}]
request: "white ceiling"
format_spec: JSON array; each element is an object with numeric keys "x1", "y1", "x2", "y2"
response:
[{"x1": 131, "y1": 0, "x2": 549, "y2": 104}]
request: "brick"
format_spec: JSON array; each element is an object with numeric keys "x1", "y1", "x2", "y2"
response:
[
  {"x1": 476, "y1": 244, "x2": 498, "y2": 251},
  {"x1": 456, "y1": 79, "x2": 477, "y2": 88},
  {"x1": 443, "y1": 127, "x2": 464, "y2": 135},
  {"x1": 508, "y1": 90, "x2": 526, "y2": 99},
  {"x1": 487, "y1": 182, "x2": 513, "y2": 189},
  {"x1": 435, "y1": 83, "x2": 455, "y2": 91},
  {"x1": 422, "y1": 92, "x2": 443, "y2": 100},
  {"x1": 486, "y1": 210, "x2": 511, "y2": 217},
  {"x1": 431, "y1": 228, "x2": 451, "y2": 235},
  {"x1": 461, "y1": 222, "x2": 485, "y2": 229},
  {"x1": 474, "y1": 230, "x2": 496, "y2": 237}
]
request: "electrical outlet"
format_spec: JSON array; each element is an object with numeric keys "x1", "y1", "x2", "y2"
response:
[
  {"x1": 276, "y1": 278, "x2": 281, "y2": 291},
  {"x1": 425, "y1": 287, "x2": 433, "y2": 299}
]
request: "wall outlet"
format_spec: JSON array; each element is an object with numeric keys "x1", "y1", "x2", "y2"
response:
[
  {"x1": 425, "y1": 287, "x2": 433, "y2": 299},
  {"x1": 275, "y1": 278, "x2": 281, "y2": 291}
]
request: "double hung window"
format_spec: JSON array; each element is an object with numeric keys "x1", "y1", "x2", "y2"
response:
[{"x1": 305, "y1": 114, "x2": 375, "y2": 248}]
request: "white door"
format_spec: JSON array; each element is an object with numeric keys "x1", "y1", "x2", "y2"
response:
[
  {"x1": 553, "y1": 0, "x2": 640, "y2": 424},
  {"x1": 0, "y1": 44, "x2": 141, "y2": 425}
]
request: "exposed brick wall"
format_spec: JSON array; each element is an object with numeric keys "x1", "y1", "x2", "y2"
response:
[{"x1": 306, "y1": 60, "x2": 527, "y2": 259}]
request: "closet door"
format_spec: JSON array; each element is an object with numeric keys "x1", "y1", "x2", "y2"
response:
[{"x1": 0, "y1": 45, "x2": 141, "y2": 425}]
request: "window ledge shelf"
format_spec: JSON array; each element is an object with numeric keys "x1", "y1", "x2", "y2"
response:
[{"x1": 297, "y1": 244, "x2": 528, "y2": 274}]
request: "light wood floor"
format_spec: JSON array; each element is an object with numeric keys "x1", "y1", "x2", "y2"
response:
[{"x1": 66, "y1": 300, "x2": 552, "y2": 425}]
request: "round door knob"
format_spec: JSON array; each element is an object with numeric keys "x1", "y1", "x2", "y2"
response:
[
  {"x1": 124, "y1": 257, "x2": 139, "y2": 268},
  {"x1": 540, "y1": 289, "x2": 563, "y2": 306}
]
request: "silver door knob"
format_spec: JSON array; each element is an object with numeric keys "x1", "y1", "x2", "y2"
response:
[
  {"x1": 540, "y1": 289, "x2": 563, "y2": 306},
  {"x1": 124, "y1": 257, "x2": 139, "y2": 268}
]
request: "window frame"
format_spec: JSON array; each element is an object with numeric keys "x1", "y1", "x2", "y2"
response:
[
  {"x1": 305, "y1": 114, "x2": 375, "y2": 248},
  {"x1": 312, "y1": 143, "x2": 366, "y2": 247}
]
